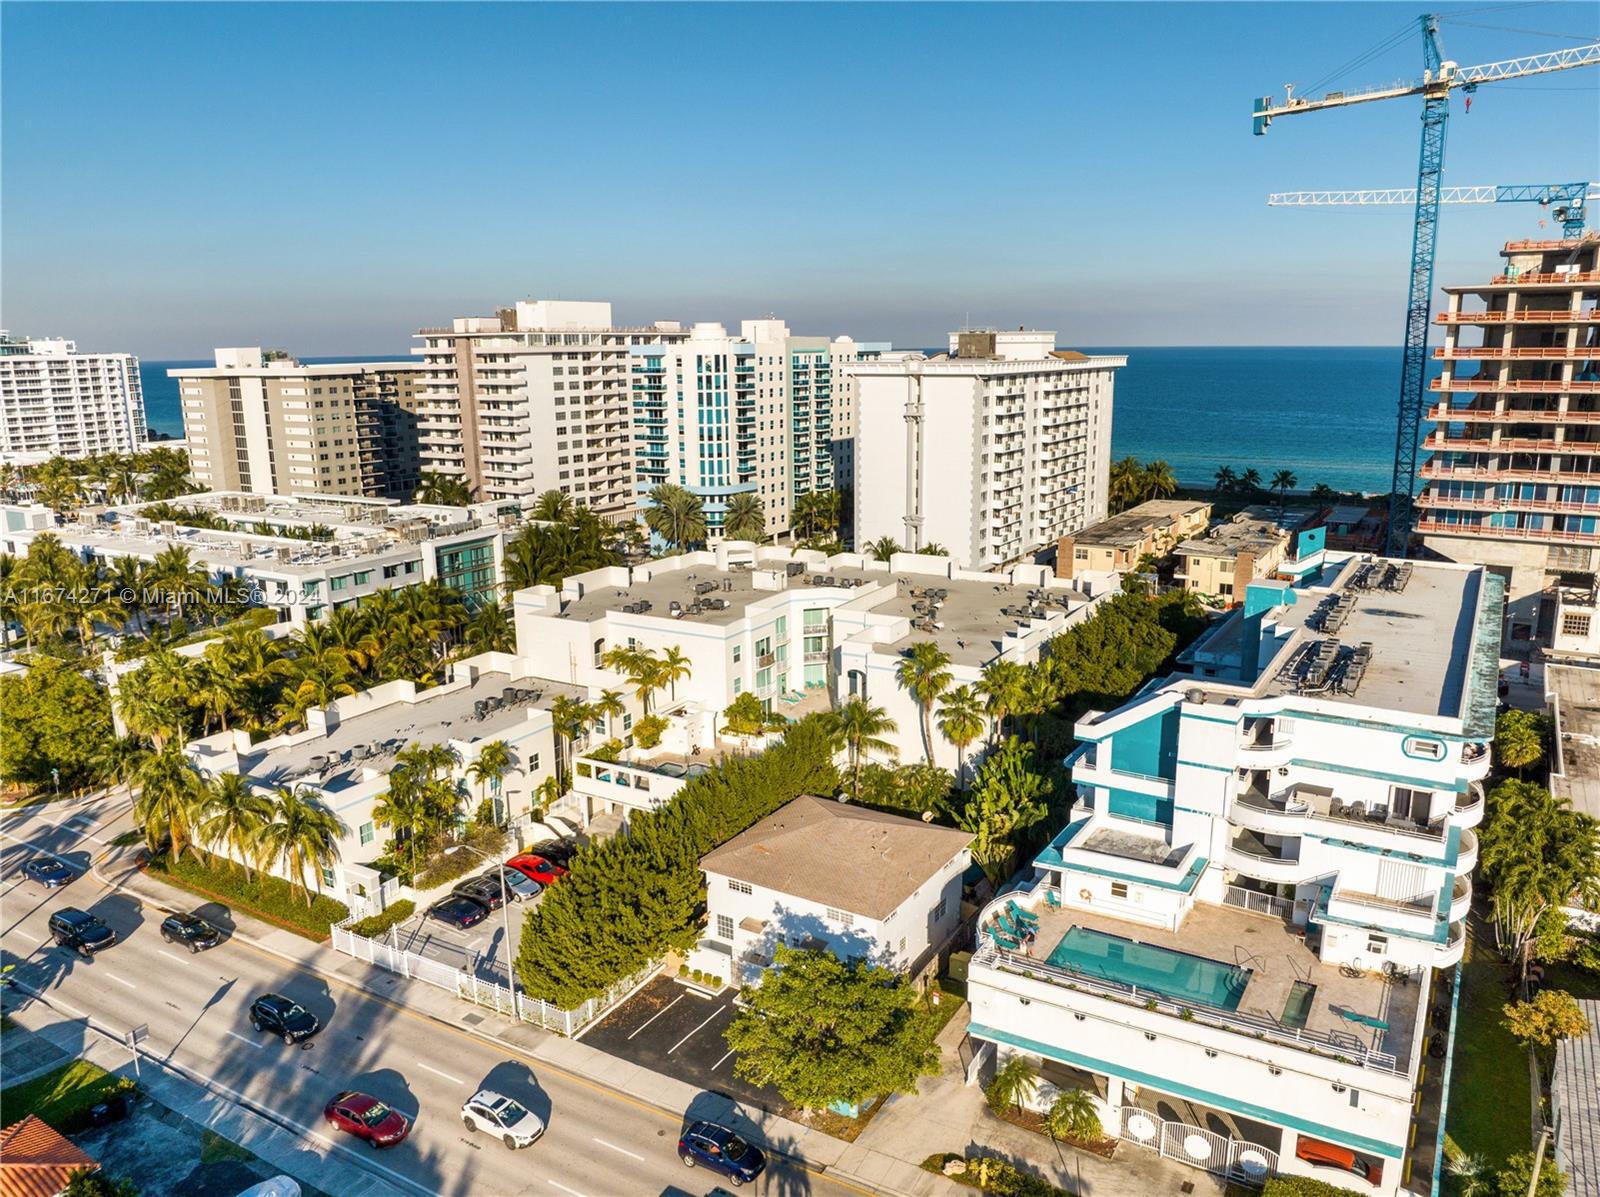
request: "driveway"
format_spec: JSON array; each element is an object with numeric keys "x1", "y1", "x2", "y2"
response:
[
  {"x1": 583, "y1": 975, "x2": 787, "y2": 1115},
  {"x1": 393, "y1": 888, "x2": 542, "y2": 987}
]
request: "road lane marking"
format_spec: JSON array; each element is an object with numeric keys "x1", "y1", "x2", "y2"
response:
[
  {"x1": 0, "y1": 832, "x2": 83, "y2": 868},
  {"x1": 668, "y1": 1005, "x2": 726, "y2": 1054},
  {"x1": 414, "y1": 1060, "x2": 464, "y2": 1085},
  {"x1": 224, "y1": 1029, "x2": 265, "y2": 1050},
  {"x1": 158, "y1": 950, "x2": 186, "y2": 963},
  {"x1": 711, "y1": 1047, "x2": 736, "y2": 1070},
  {"x1": 103, "y1": 972, "x2": 137, "y2": 989},
  {"x1": 626, "y1": 992, "x2": 684, "y2": 1040},
  {"x1": 548, "y1": 1182, "x2": 589, "y2": 1197},
  {"x1": 592, "y1": 1137, "x2": 643, "y2": 1161},
  {"x1": 8, "y1": 928, "x2": 41, "y2": 942}
]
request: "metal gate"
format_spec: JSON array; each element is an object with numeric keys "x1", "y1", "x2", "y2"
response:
[{"x1": 1120, "y1": 1107, "x2": 1279, "y2": 1187}]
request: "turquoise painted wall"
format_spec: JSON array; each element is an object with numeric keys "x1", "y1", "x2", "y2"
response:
[
  {"x1": 1110, "y1": 706, "x2": 1180, "y2": 781},
  {"x1": 1107, "y1": 785, "x2": 1175, "y2": 825}
]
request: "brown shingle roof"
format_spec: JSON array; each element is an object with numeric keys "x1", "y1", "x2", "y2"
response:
[
  {"x1": 1, "y1": 1115, "x2": 98, "y2": 1197},
  {"x1": 700, "y1": 796, "x2": 972, "y2": 921}
]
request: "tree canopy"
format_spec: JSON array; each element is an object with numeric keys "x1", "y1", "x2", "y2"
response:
[
  {"x1": 1480, "y1": 778, "x2": 1600, "y2": 972},
  {"x1": 0, "y1": 656, "x2": 115, "y2": 791}
]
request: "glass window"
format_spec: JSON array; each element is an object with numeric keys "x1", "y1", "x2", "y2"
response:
[
  {"x1": 825, "y1": 907, "x2": 854, "y2": 927},
  {"x1": 1110, "y1": 881, "x2": 1129, "y2": 899},
  {"x1": 330, "y1": 575, "x2": 348, "y2": 592},
  {"x1": 359, "y1": 822, "x2": 375, "y2": 845},
  {"x1": 733, "y1": 644, "x2": 742, "y2": 663},
  {"x1": 729, "y1": 879, "x2": 752, "y2": 895},
  {"x1": 775, "y1": 616, "x2": 787, "y2": 636},
  {"x1": 353, "y1": 571, "x2": 371, "y2": 585},
  {"x1": 716, "y1": 915, "x2": 734, "y2": 940}
]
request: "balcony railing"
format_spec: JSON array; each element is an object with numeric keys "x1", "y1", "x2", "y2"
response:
[{"x1": 1435, "y1": 309, "x2": 1598, "y2": 324}]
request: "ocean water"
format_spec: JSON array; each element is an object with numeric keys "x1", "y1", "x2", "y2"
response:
[{"x1": 142, "y1": 346, "x2": 1425, "y2": 496}]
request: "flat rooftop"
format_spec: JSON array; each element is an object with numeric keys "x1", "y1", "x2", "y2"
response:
[
  {"x1": 1550, "y1": 665, "x2": 1600, "y2": 820},
  {"x1": 240, "y1": 671, "x2": 585, "y2": 791},
  {"x1": 1177, "y1": 508, "x2": 1309, "y2": 559},
  {"x1": 1071, "y1": 500, "x2": 1210, "y2": 549},
  {"x1": 558, "y1": 564, "x2": 1091, "y2": 668}
]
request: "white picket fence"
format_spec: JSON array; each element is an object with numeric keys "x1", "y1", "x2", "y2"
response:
[{"x1": 330, "y1": 922, "x2": 659, "y2": 1037}]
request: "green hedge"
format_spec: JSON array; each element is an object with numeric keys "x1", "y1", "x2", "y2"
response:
[
  {"x1": 921, "y1": 1154, "x2": 1069, "y2": 1197},
  {"x1": 518, "y1": 717, "x2": 839, "y2": 1009},
  {"x1": 146, "y1": 852, "x2": 348, "y2": 940},
  {"x1": 348, "y1": 900, "x2": 415, "y2": 938},
  {"x1": 1262, "y1": 1177, "x2": 1368, "y2": 1197},
  {"x1": 1, "y1": 1060, "x2": 137, "y2": 1133}
]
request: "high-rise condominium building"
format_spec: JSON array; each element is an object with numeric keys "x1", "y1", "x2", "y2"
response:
[
  {"x1": 173, "y1": 349, "x2": 424, "y2": 500},
  {"x1": 849, "y1": 330, "x2": 1123, "y2": 570},
  {"x1": 414, "y1": 300, "x2": 689, "y2": 516},
  {"x1": 0, "y1": 332, "x2": 146, "y2": 465},
  {"x1": 630, "y1": 319, "x2": 875, "y2": 540},
  {"x1": 1416, "y1": 234, "x2": 1600, "y2": 641}
]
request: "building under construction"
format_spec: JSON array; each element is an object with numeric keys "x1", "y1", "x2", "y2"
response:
[{"x1": 1416, "y1": 233, "x2": 1600, "y2": 643}]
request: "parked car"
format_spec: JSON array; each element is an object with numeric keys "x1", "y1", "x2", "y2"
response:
[
  {"x1": 506, "y1": 853, "x2": 569, "y2": 888},
  {"x1": 527, "y1": 838, "x2": 577, "y2": 866},
  {"x1": 452, "y1": 874, "x2": 508, "y2": 911},
  {"x1": 428, "y1": 895, "x2": 489, "y2": 929},
  {"x1": 161, "y1": 912, "x2": 222, "y2": 952},
  {"x1": 234, "y1": 1178, "x2": 302, "y2": 1197},
  {"x1": 678, "y1": 1121, "x2": 767, "y2": 1187},
  {"x1": 249, "y1": 993, "x2": 320, "y2": 1045},
  {"x1": 21, "y1": 857, "x2": 76, "y2": 888},
  {"x1": 48, "y1": 908, "x2": 116, "y2": 958},
  {"x1": 460, "y1": 1088, "x2": 545, "y2": 1148},
  {"x1": 488, "y1": 867, "x2": 542, "y2": 903},
  {"x1": 324, "y1": 1091, "x2": 410, "y2": 1149}
]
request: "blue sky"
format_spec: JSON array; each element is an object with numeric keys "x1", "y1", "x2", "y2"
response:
[{"x1": 3, "y1": 2, "x2": 1596, "y2": 357}]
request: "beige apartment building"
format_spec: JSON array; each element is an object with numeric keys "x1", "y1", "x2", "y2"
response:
[
  {"x1": 173, "y1": 349, "x2": 423, "y2": 500},
  {"x1": 1175, "y1": 507, "x2": 1311, "y2": 602},
  {"x1": 1055, "y1": 498, "x2": 1211, "y2": 580}
]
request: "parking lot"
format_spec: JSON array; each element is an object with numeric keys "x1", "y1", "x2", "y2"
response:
[
  {"x1": 392, "y1": 882, "x2": 541, "y2": 986},
  {"x1": 583, "y1": 975, "x2": 787, "y2": 1115}
]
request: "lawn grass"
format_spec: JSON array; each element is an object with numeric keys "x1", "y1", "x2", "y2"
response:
[
  {"x1": 145, "y1": 851, "x2": 348, "y2": 941},
  {"x1": 1444, "y1": 918, "x2": 1533, "y2": 1164},
  {"x1": 200, "y1": 1128, "x2": 256, "y2": 1164},
  {"x1": 0, "y1": 1059, "x2": 135, "y2": 1133}
]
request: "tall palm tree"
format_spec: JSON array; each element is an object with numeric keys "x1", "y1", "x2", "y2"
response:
[
  {"x1": 1239, "y1": 467, "x2": 1262, "y2": 497},
  {"x1": 213, "y1": 625, "x2": 293, "y2": 731},
  {"x1": 1143, "y1": 460, "x2": 1178, "y2": 500},
  {"x1": 658, "y1": 645, "x2": 692, "y2": 705},
  {"x1": 548, "y1": 694, "x2": 594, "y2": 777},
  {"x1": 199, "y1": 773, "x2": 273, "y2": 877},
  {"x1": 1213, "y1": 464, "x2": 1238, "y2": 495},
  {"x1": 414, "y1": 471, "x2": 472, "y2": 506},
  {"x1": 119, "y1": 645, "x2": 197, "y2": 749},
  {"x1": 644, "y1": 484, "x2": 707, "y2": 552},
  {"x1": 825, "y1": 698, "x2": 898, "y2": 797},
  {"x1": 590, "y1": 688, "x2": 626, "y2": 740},
  {"x1": 895, "y1": 642, "x2": 953, "y2": 765},
  {"x1": 261, "y1": 786, "x2": 346, "y2": 906},
  {"x1": 976, "y1": 659, "x2": 1027, "y2": 748},
  {"x1": 461, "y1": 599, "x2": 514, "y2": 654},
  {"x1": 107, "y1": 557, "x2": 150, "y2": 636},
  {"x1": 133, "y1": 744, "x2": 204, "y2": 859},
  {"x1": 70, "y1": 565, "x2": 124, "y2": 648},
  {"x1": 193, "y1": 657, "x2": 244, "y2": 733},
  {"x1": 530, "y1": 489, "x2": 576, "y2": 523},
  {"x1": 793, "y1": 491, "x2": 840, "y2": 540},
  {"x1": 1271, "y1": 468, "x2": 1299, "y2": 517},
  {"x1": 937, "y1": 685, "x2": 986, "y2": 787},
  {"x1": 466, "y1": 740, "x2": 514, "y2": 822},
  {"x1": 604, "y1": 644, "x2": 669, "y2": 716},
  {"x1": 866, "y1": 536, "x2": 901, "y2": 563},
  {"x1": 1108, "y1": 456, "x2": 1145, "y2": 513},
  {"x1": 0, "y1": 553, "x2": 17, "y2": 649},
  {"x1": 93, "y1": 735, "x2": 150, "y2": 800},
  {"x1": 149, "y1": 545, "x2": 211, "y2": 627},
  {"x1": 722, "y1": 492, "x2": 766, "y2": 542},
  {"x1": 373, "y1": 773, "x2": 428, "y2": 879}
]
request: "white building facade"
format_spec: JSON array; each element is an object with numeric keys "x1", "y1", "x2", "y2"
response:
[
  {"x1": 849, "y1": 331, "x2": 1122, "y2": 570},
  {"x1": 966, "y1": 555, "x2": 1500, "y2": 1194},
  {"x1": 0, "y1": 332, "x2": 147, "y2": 465}
]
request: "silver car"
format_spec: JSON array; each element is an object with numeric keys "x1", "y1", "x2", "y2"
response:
[
  {"x1": 461, "y1": 1088, "x2": 545, "y2": 1148},
  {"x1": 490, "y1": 867, "x2": 543, "y2": 902}
]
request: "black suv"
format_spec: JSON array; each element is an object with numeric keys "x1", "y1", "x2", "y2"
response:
[
  {"x1": 452, "y1": 874, "x2": 508, "y2": 912},
  {"x1": 160, "y1": 912, "x2": 222, "y2": 953},
  {"x1": 48, "y1": 908, "x2": 117, "y2": 958},
  {"x1": 249, "y1": 992, "x2": 320, "y2": 1045}
]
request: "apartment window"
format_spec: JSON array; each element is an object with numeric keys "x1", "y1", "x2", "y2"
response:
[
  {"x1": 330, "y1": 575, "x2": 348, "y2": 592},
  {"x1": 1110, "y1": 881, "x2": 1129, "y2": 900},
  {"x1": 1075, "y1": 548, "x2": 1089, "y2": 560},
  {"x1": 932, "y1": 897, "x2": 947, "y2": 921},
  {"x1": 729, "y1": 879, "x2": 752, "y2": 895},
  {"x1": 733, "y1": 644, "x2": 742, "y2": 663},
  {"x1": 1564, "y1": 613, "x2": 1592, "y2": 638},
  {"x1": 529, "y1": 753, "x2": 540, "y2": 771},
  {"x1": 716, "y1": 915, "x2": 734, "y2": 940},
  {"x1": 359, "y1": 822, "x2": 375, "y2": 846},
  {"x1": 320, "y1": 866, "x2": 336, "y2": 887},
  {"x1": 353, "y1": 571, "x2": 371, "y2": 585},
  {"x1": 825, "y1": 908, "x2": 854, "y2": 927}
]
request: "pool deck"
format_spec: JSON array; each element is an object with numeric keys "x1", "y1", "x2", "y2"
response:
[{"x1": 1013, "y1": 899, "x2": 1423, "y2": 1070}]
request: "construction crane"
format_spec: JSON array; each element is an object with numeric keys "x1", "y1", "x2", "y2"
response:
[
  {"x1": 1253, "y1": 16, "x2": 1600, "y2": 556},
  {"x1": 1267, "y1": 182, "x2": 1596, "y2": 239}
]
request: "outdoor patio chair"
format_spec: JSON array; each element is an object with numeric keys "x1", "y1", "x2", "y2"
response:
[
  {"x1": 985, "y1": 925, "x2": 1021, "y2": 952},
  {"x1": 1006, "y1": 899, "x2": 1040, "y2": 928},
  {"x1": 1045, "y1": 890, "x2": 1063, "y2": 909}
]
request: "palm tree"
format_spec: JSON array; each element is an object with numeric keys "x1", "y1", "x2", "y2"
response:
[
  {"x1": 1239, "y1": 467, "x2": 1262, "y2": 497},
  {"x1": 1271, "y1": 468, "x2": 1299, "y2": 517},
  {"x1": 986, "y1": 1055, "x2": 1038, "y2": 1117},
  {"x1": 976, "y1": 659, "x2": 1026, "y2": 748},
  {"x1": 261, "y1": 786, "x2": 346, "y2": 906},
  {"x1": 1309, "y1": 482, "x2": 1338, "y2": 505},
  {"x1": 0, "y1": 553, "x2": 17, "y2": 649},
  {"x1": 1143, "y1": 460, "x2": 1178, "y2": 500},
  {"x1": 372, "y1": 773, "x2": 428, "y2": 879},
  {"x1": 149, "y1": 544, "x2": 211, "y2": 627},
  {"x1": 549, "y1": 694, "x2": 594, "y2": 777},
  {"x1": 213, "y1": 625, "x2": 293, "y2": 731},
  {"x1": 919, "y1": 543, "x2": 949, "y2": 557},
  {"x1": 1044, "y1": 1088, "x2": 1103, "y2": 1143},
  {"x1": 590, "y1": 688, "x2": 626, "y2": 740},
  {"x1": 193, "y1": 657, "x2": 244, "y2": 733},
  {"x1": 70, "y1": 567, "x2": 124, "y2": 648},
  {"x1": 866, "y1": 536, "x2": 901, "y2": 563},
  {"x1": 119, "y1": 645, "x2": 197, "y2": 749},
  {"x1": 644, "y1": 484, "x2": 707, "y2": 552},
  {"x1": 659, "y1": 645, "x2": 692, "y2": 705},
  {"x1": 1108, "y1": 456, "x2": 1145, "y2": 513},
  {"x1": 1213, "y1": 465, "x2": 1238, "y2": 495},
  {"x1": 895, "y1": 642, "x2": 953, "y2": 765},
  {"x1": 93, "y1": 735, "x2": 150, "y2": 800},
  {"x1": 604, "y1": 644, "x2": 669, "y2": 716},
  {"x1": 530, "y1": 489, "x2": 576, "y2": 523},
  {"x1": 467, "y1": 740, "x2": 515, "y2": 823},
  {"x1": 199, "y1": 773, "x2": 273, "y2": 877},
  {"x1": 722, "y1": 492, "x2": 766, "y2": 542},
  {"x1": 414, "y1": 471, "x2": 472, "y2": 506},
  {"x1": 793, "y1": 491, "x2": 840, "y2": 540},
  {"x1": 937, "y1": 685, "x2": 986, "y2": 787},
  {"x1": 461, "y1": 599, "x2": 514, "y2": 654},
  {"x1": 107, "y1": 557, "x2": 150, "y2": 636},
  {"x1": 133, "y1": 744, "x2": 204, "y2": 859},
  {"x1": 824, "y1": 698, "x2": 898, "y2": 797}
]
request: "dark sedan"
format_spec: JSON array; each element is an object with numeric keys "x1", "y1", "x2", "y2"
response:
[
  {"x1": 428, "y1": 895, "x2": 489, "y2": 929},
  {"x1": 161, "y1": 912, "x2": 222, "y2": 952},
  {"x1": 324, "y1": 1091, "x2": 410, "y2": 1149},
  {"x1": 21, "y1": 857, "x2": 76, "y2": 888}
]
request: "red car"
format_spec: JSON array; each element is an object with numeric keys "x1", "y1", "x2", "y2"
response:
[
  {"x1": 324, "y1": 1091, "x2": 411, "y2": 1149},
  {"x1": 506, "y1": 854, "x2": 568, "y2": 887}
]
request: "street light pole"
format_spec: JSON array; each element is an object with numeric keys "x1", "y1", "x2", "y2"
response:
[{"x1": 445, "y1": 844, "x2": 519, "y2": 1019}]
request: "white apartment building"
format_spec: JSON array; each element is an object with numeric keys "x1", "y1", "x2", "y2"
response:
[
  {"x1": 171, "y1": 348, "x2": 425, "y2": 500},
  {"x1": 967, "y1": 553, "x2": 1499, "y2": 1195},
  {"x1": 689, "y1": 795, "x2": 971, "y2": 987},
  {"x1": 850, "y1": 330, "x2": 1122, "y2": 570},
  {"x1": 414, "y1": 300, "x2": 689, "y2": 517},
  {"x1": 512, "y1": 540, "x2": 1111, "y2": 781},
  {"x1": 0, "y1": 332, "x2": 147, "y2": 465}
]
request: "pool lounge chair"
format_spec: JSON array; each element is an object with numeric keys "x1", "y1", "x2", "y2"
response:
[
  {"x1": 985, "y1": 925, "x2": 1021, "y2": 952},
  {"x1": 1045, "y1": 889, "x2": 1063, "y2": 908},
  {"x1": 1006, "y1": 900, "x2": 1040, "y2": 928}
]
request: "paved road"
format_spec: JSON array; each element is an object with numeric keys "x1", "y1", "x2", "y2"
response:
[{"x1": 1, "y1": 794, "x2": 860, "y2": 1197}]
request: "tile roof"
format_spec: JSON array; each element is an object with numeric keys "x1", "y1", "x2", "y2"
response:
[
  {"x1": 1, "y1": 1115, "x2": 98, "y2": 1197},
  {"x1": 699, "y1": 795, "x2": 972, "y2": 921}
]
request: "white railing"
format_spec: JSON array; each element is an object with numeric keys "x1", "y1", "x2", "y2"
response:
[
  {"x1": 972, "y1": 943, "x2": 1401, "y2": 1074},
  {"x1": 1120, "y1": 1106, "x2": 1279, "y2": 1187},
  {"x1": 331, "y1": 920, "x2": 659, "y2": 1037},
  {"x1": 1221, "y1": 884, "x2": 1293, "y2": 920}
]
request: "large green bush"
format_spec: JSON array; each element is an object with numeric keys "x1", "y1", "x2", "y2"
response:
[
  {"x1": 920, "y1": 1154, "x2": 1069, "y2": 1197},
  {"x1": 348, "y1": 899, "x2": 415, "y2": 938},
  {"x1": 1262, "y1": 1176, "x2": 1368, "y2": 1197},
  {"x1": 147, "y1": 852, "x2": 348, "y2": 940},
  {"x1": 0, "y1": 656, "x2": 114, "y2": 791},
  {"x1": 517, "y1": 717, "x2": 839, "y2": 1008}
]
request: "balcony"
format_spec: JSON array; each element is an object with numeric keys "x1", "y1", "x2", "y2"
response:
[
  {"x1": 1428, "y1": 403, "x2": 1600, "y2": 424},
  {"x1": 1225, "y1": 829, "x2": 1308, "y2": 884},
  {"x1": 1236, "y1": 720, "x2": 1293, "y2": 765},
  {"x1": 1450, "y1": 875, "x2": 1473, "y2": 923},
  {"x1": 1457, "y1": 828, "x2": 1479, "y2": 873},
  {"x1": 1488, "y1": 270, "x2": 1600, "y2": 287},
  {"x1": 1454, "y1": 781, "x2": 1486, "y2": 829},
  {"x1": 1435, "y1": 309, "x2": 1598, "y2": 325},
  {"x1": 1416, "y1": 519, "x2": 1600, "y2": 546},
  {"x1": 1440, "y1": 919, "x2": 1468, "y2": 967},
  {"x1": 1424, "y1": 433, "x2": 1600, "y2": 455},
  {"x1": 1435, "y1": 345, "x2": 1596, "y2": 361},
  {"x1": 1432, "y1": 377, "x2": 1600, "y2": 395}
]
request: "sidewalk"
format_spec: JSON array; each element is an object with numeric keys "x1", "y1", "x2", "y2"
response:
[{"x1": 96, "y1": 843, "x2": 967, "y2": 1197}]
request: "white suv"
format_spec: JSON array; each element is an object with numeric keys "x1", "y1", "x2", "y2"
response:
[{"x1": 461, "y1": 1089, "x2": 545, "y2": 1149}]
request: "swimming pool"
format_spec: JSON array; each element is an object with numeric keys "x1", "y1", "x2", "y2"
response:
[{"x1": 1045, "y1": 927, "x2": 1251, "y2": 1011}]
